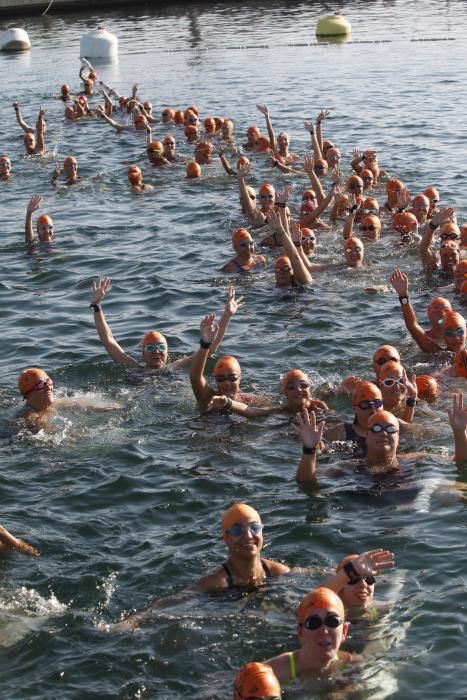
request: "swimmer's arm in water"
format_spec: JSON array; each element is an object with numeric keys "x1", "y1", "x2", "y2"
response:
[
  {"x1": 54, "y1": 397, "x2": 125, "y2": 412},
  {"x1": 303, "y1": 153, "x2": 325, "y2": 202},
  {"x1": 390, "y1": 269, "x2": 441, "y2": 353},
  {"x1": 217, "y1": 144, "x2": 235, "y2": 176},
  {"x1": 95, "y1": 105, "x2": 129, "y2": 132},
  {"x1": 25, "y1": 194, "x2": 41, "y2": 243},
  {"x1": 399, "y1": 370, "x2": 418, "y2": 423},
  {"x1": 419, "y1": 207, "x2": 454, "y2": 270},
  {"x1": 207, "y1": 395, "x2": 281, "y2": 417},
  {"x1": 448, "y1": 393, "x2": 467, "y2": 466},
  {"x1": 321, "y1": 549, "x2": 395, "y2": 593},
  {"x1": 13, "y1": 102, "x2": 32, "y2": 132},
  {"x1": 90, "y1": 277, "x2": 141, "y2": 368},
  {"x1": 35, "y1": 107, "x2": 46, "y2": 154},
  {"x1": 0, "y1": 524, "x2": 39, "y2": 556},
  {"x1": 293, "y1": 409, "x2": 325, "y2": 481},
  {"x1": 190, "y1": 314, "x2": 222, "y2": 407}
]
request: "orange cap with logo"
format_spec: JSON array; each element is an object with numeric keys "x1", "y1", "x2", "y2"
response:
[
  {"x1": 186, "y1": 161, "x2": 201, "y2": 178},
  {"x1": 415, "y1": 374, "x2": 438, "y2": 401},
  {"x1": 214, "y1": 355, "x2": 241, "y2": 377},
  {"x1": 18, "y1": 368, "x2": 49, "y2": 397},
  {"x1": 234, "y1": 662, "x2": 281, "y2": 700},
  {"x1": 141, "y1": 330, "x2": 167, "y2": 349},
  {"x1": 297, "y1": 587, "x2": 345, "y2": 623},
  {"x1": 222, "y1": 503, "x2": 260, "y2": 542}
]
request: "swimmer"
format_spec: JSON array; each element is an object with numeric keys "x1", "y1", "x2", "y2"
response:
[
  {"x1": 419, "y1": 207, "x2": 458, "y2": 272},
  {"x1": 186, "y1": 161, "x2": 201, "y2": 178},
  {"x1": 14, "y1": 367, "x2": 123, "y2": 433},
  {"x1": 185, "y1": 124, "x2": 199, "y2": 143},
  {"x1": 424, "y1": 186, "x2": 440, "y2": 217},
  {"x1": 392, "y1": 212, "x2": 421, "y2": 244},
  {"x1": 390, "y1": 268, "x2": 452, "y2": 352},
  {"x1": 439, "y1": 311, "x2": 466, "y2": 354},
  {"x1": 90, "y1": 278, "x2": 240, "y2": 372},
  {"x1": 161, "y1": 107, "x2": 175, "y2": 123},
  {"x1": 162, "y1": 135, "x2": 178, "y2": 161},
  {"x1": 324, "y1": 381, "x2": 384, "y2": 451},
  {"x1": 221, "y1": 118, "x2": 234, "y2": 141},
  {"x1": 237, "y1": 164, "x2": 286, "y2": 228},
  {"x1": 256, "y1": 103, "x2": 297, "y2": 164},
  {"x1": 267, "y1": 208, "x2": 313, "y2": 286},
  {"x1": 127, "y1": 165, "x2": 153, "y2": 192},
  {"x1": 265, "y1": 587, "x2": 360, "y2": 683},
  {"x1": 221, "y1": 228, "x2": 266, "y2": 273},
  {"x1": 59, "y1": 83, "x2": 72, "y2": 102},
  {"x1": 14, "y1": 103, "x2": 46, "y2": 156},
  {"x1": 194, "y1": 141, "x2": 214, "y2": 165},
  {"x1": 0, "y1": 523, "x2": 39, "y2": 556},
  {"x1": 25, "y1": 194, "x2": 54, "y2": 243},
  {"x1": 343, "y1": 237, "x2": 365, "y2": 268},
  {"x1": 377, "y1": 361, "x2": 418, "y2": 421},
  {"x1": 51, "y1": 156, "x2": 82, "y2": 186},
  {"x1": 454, "y1": 260, "x2": 467, "y2": 293},
  {"x1": 0, "y1": 155, "x2": 12, "y2": 180},
  {"x1": 411, "y1": 194, "x2": 431, "y2": 224},
  {"x1": 327, "y1": 552, "x2": 395, "y2": 612},
  {"x1": 146, "y1": 141, "x2": 170, "y2": 167},
  {"x1": 234, "y1": 662, "x2": 281, "y2": 700},
  {"x1": 243, "y1": 125, "x2": 261, "y2": 151},
  {"x1": 95, "y1": 104, "x2": 148, "y2": 132}
]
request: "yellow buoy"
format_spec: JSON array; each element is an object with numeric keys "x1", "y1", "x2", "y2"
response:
[{"x1": 316, "y1": 13, "x2": 351, "y2": 37}]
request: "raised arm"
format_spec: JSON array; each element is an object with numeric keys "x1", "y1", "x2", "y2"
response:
[
  {"x1": 316, "y1": 109, "x2": 330, "y2": 154},
  {"x1": 237, "y1": 163, "x2": 258, "y2": 221},
  {"x1": 95, "y1": 104, "x2": 127, "y2": 131},
  {"x1": 304, "y1": 120, "x2": 323, "y2": 161},
  {"x1": 268, "y1": 208, "x2": 312, "y2": 285},
  {"x1": 399, "y1": 370, "x2": 418, "y2": 423},
  {"x1": 13, "y1": 102, "x2": 32, "y2": 131},
  {"x1": 300, "y1": 179, "x2": 338, "y2": 228},
  {"x1": 322, "y1": 549, "x2": 395, "y2": 592},
  {"x1": 25, "y1": 194, "x2": 41, "y2": 243},
  {"x1": 90, "y1": 277, "x2": 140, "y2": 368},
  {"x1": 448, "y1": 393, "x2": 467, "y2": 466},
  {"x1": 419, "y1": 207, "x2": 454, "y2": 269},
  {"x1": 342, "y1": 204, "x2": 359, "y2": 240},
  {"x1": 389, "y1": 268, "x2": 440, "y2": 352},
  {"x1": 303, "y1": 153, "x2": 325, "y2": 202},
  {"x1": 256, "y1": 103, "x2": 276, "y2": 154},
  {"x1": 189, "y1": 314, "x2": 219, "y2": 407},
  {"x1": 293, "y1": 409, "x2": 325, "y2": 482},
  {"x1": 217, "y1": 144, "x2": 235, "y2": 176},
  {"x1": 35, "y1": 107, "x2": 46, "y2": 153},
  {"x1": 0, "y1": 524, "x2": 39, "y2": 556}
]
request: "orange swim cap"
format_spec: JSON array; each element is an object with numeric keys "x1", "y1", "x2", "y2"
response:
[
  {"x1": 203, "y1": 116, "x2": 216, "y2": 132},
  {"x1": 141, "y1": 330, "x2": 167, "y2": 349},
  {"x1": 343, "y1": 236, "x2": 363, "y2": 251},
  {"x1": 281, "y1": 369, "x2": 309, "y2": 391},
  {"x1": 256, "y1": 136, "x2": 270, "y2": 152},
  {"x1": 367, "y1": 409, "x2": 398, "y2": 431},
  {"x1": 442, "y1": 311, "x2": 466, "y2": 332},
  {"x1": 427, "y1": 297, "x2": 451, "y2": 322},
  {"x1": 322, "y1": 140, "x2": 334, "y2": 152},
  {"x1": 415, "y1": 374, "x2": 438, "y2": 401},
  {"x1": 214, "y1": 355, "x2": 241, "y2": 376},
  {"x1": 18, "y1": 367, "x2": 49, "y2": 397},
  {"x1": 259, "y1": 182, "x2": 275, "y2": 196},
  {"x1": 237, "y1": 155, "x2": 250, "y2": 169},
  {"x1": 89, "y1": 70, "x2": 97, "y2": 81},
  {"x1": 234, "y1": 662, "x2": 281, "y2": 700},
  {"x1": 461, "y1": 280, "x2": 467, "y2": 294},
  {"x1": 195, "y1": 141, "x2": 213, "y2": 154},
  {"x1": 127, "y1": 165, "x2": 142, "y2": 182},
  {"x1": 214, "y1": 117, "x2": 224, "y2": 130},
  {"x1": 148, "y1": 140, "x2": 163, "y2": 154},
  {"x1": 174, "y1": 110, "x2": 185, "y2": 124},
  {"x1": 64, "y1": 155, "x2": 77, "y2": 167},
  {"x1": 424, "y1": 186, "x2": 440, "y2": 202},
  {"x1": 348, "y1": 174, "x2": 364, "y2": 189},
  {"x1": 61, "y1": 84, "x2": 70, "y2": 95},
  {"x1": 232, "y1": 227, "x2": 252, "y2": 243},
  {"x1": 378, "y1": 360, "x2": 403, "y2": 383},
  {"x1": 454, "y1": 350, "x2": 467, "y2": 378},
  {"x1": 186, "y1": 104, "x2": 199, "y2": 116},
  {"x1": 360, "y1": 168, "x2": 374, "y2": 180},
  {"x1": 352, "y1": 381, "x2": 382, "y2": 405},
  {"x1": 186, "y1": 161, "x2": 201, "y2": 178},
  {"x1": 372, "y1": 345, "x2": 401, "y2": 366},
  {"x1": 275, "y1": 255, "x2": 291, "y2": 269},
  {"x1": 161, "y1": 107, "x2": 175, "y2": 120},
  {"x1": 247, "y1": 125, "x2": 260, "y2": 136},
  {"x1": 297, "y1": 587, "x2": 345, "y2": 623},
  {"x1": 393, "y1": 212, "x2": 418, "y2": 234},
  {"x1": 362, "y1": 197, "x2": 379, "y2": 211},
  {"x1": 314, "y1": 158, "x2": 328, "y2": 172},
  {"x1": 222, "y1": 503, "x2": 261, "y2": 541},
  {"x1": 360, "y1": 215, "x2": 381, "y2": 237},
  {"x1": 440, "y1": 222, "x2": 461, "y2": 236},
  {"x1": 386, "y1": 178, "x2": 404, "y2": 195},
  {"x1": 184, "y1": 124, "x2": 198, "y2": 139},
  {"x1": 412, "y1": 194, "x2": 430, "y2": 209}
]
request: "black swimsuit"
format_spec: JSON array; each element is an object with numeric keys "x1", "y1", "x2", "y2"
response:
[{"x1": 221, "y1": 559, "x2": 272, "y2": 588}]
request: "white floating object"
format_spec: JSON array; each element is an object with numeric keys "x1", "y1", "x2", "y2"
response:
[
  {"x1": 0, "y1": 28, "x2": 31, "y2": 52},
  {"x1": 316, "y1": 13, "x2": 351, "y2": 37},
  {"x1": 80, "y1": 27, "x2": 118, "y2": 59}
]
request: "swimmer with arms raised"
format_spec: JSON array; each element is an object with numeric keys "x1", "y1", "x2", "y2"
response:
[
  {"x1": 25, "y1": 194, "x2": 54, "y2": 243},
  {"x1": 90, "y1": 278, "x2": 241, "y2": 372}
]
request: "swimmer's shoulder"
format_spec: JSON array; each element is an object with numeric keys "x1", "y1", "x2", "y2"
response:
[
  {"x1": 337, "y1": 650, "x2": 363, "y2": 664},
  {"x1": 191, "y1": 565, "x2": 228, "y2": 593},
  {"x1": 262, "y1": 557, "x2": 290, "y2": 576}
]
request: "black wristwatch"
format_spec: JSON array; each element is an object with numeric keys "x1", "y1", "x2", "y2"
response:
[{"x1": 399, "y1": 296, "x2": 409, "y2": 305}]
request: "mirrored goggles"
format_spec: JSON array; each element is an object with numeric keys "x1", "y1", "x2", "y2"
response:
[
  {"x1": 144, "y1": 343, "x2": 167, "y2": 353},
  {"x1": 381, "y1": 377, "x2": 404, "y2": 388},
  {"x1": 214, "y1": 373, "x2": 240, "y2": 382},
  {"x1": 369, "y1": 423, "x2": 398, "y2": 434},
  {"x1": 356, "y1": 398, "x2": 383, "y2": 410},
  {"x1": 226, "y1": 522, "x2": 263, "y2": 537}
]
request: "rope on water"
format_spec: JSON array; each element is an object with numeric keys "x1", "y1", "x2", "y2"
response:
[{"x1": 42, "y1": 0, "x2": 54, "y2": 16}]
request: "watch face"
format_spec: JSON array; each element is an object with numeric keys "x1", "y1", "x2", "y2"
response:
[{"x1": 401, "y1": 298, "x2": 409, "y2": 304}]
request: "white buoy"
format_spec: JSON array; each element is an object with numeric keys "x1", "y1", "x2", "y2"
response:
[
  {"x1": 0, "y1": 28, "x2": 31, "y2": 52},
  {"x1": 80, "y1": 27, "x2": 118, "y2": 59},
  {"x1": 316, "y1": 12, "x2": 351, "y2": 37}
]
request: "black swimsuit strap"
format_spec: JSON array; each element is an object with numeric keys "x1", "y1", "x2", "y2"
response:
[
  {"x1": 221, "y1": 562, "x2": 234, "y2": 588},
  {"x1": 261, "y1": 559, "x2": 272, "y2": 578}
]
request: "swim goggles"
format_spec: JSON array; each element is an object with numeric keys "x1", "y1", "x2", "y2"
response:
[
  {"x1": 381, "y1": 377, "x2": 404, "y2": 388},
  {"x1": 369, "y1": 423, "x2": 398, "y2": 434},
  {"x1": 226, "y1": 522, "x2": 264, "y2": 537},
  {"x1": 284, "y1": 381, "x2": 310, "y2": 391},
  {"x1": 259, "y1": 193, "x2": 274, "y2": 200},
  {"x1": 301, "y1": 235, "x2": 315, "y2": 242},
  {"x1": 440, "y1": 233, "x2": 460, "y2": 241},
  {"x1": 303, "y1": 614, "x2": 343, "y2": 630},
  {"x1": 214, "y1": 373, "x2": 240, "y2": 382},
  {"x1": 275, "y1": 265, "x2": 292, "y2": 273},
  {"x1": 356, "y1": 398, "x2": 383, "y2": 410},
  {"x1": 144, "y1": 343, "x2": 167, "y2": 353},
  {"x1": 444, "y1": 327, "x2": 465, "y2": 337},
  {"x1": 348, "y1": 575, "x2": 376, "y2": 586},
  {"x1": 363, "y1": 208, "x2": 379, "y2": 215},
  {"x1": 238, "y1": 241, "x2": 254, "y2": 248},
  {"x1": 374, "y1": 356, "x2": 398, "y2": 366},
  {"x1": 346, "y1": 246, "x2": 362, "y2": 253},
  {"x1": 360, "y1": 225, "x2": 377, "y2": 232},
  {"x1": 24, "y1": 377, "x2": 53, "y2": 398}
]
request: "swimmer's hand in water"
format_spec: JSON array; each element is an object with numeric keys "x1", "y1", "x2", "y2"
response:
[
  {"x1": 27, "y1": 194, "x2": 42, "y2": 214},
  {"x1": 292, "y1": 409, "x2": 326, "y2": 450},
  {"x1": 91, "y1": 276, "x2": 111, "y2": 305},
  {"x1": 390, "y1": 268, "x2": 409, "y2": 297},
  {"x1": 0, "y1": 525, "x2": 39, "y2": 556},
  {"x1": 207, "y1": 395, "x2": 229, "y2": 411},
  {"x1": 351, "y1": 549, "x2": 395, "y2": 577},
  {"x1": 256, "y1": 103, "x2": 270, "y2": 117},
  {"x1": 223, "y1": 286, "x2": 244, "y2": 317},
  {"x1": 200, "y1": 313, "x2": 219, "y2": 346}
]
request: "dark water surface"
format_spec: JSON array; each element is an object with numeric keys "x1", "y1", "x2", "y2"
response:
[{"x1": 1, "y1": 1, "x2": 467, "y2": 698}]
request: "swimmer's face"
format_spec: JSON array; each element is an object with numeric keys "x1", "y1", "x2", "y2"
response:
[
  {"x1": 258, "y1": 187, "x2": 275, "y2": 210},
  {"x1": 353, "y1": 394, "x2": 384, "y2": 430},
  {"x1": 427, "y1": 301, "x2": 450, "y2": 327},
  {"x1": 326, "y1": 148, "x2": 341, "y2": 168},
  {"x1": 142, "y1": 341, "x2": 168, "y2": 369},
  {"x1": 371, "y1": 349, "x2": 400, "y2": 378},
  {"x1": 314, "y1": 160, "x2": 328, "y2": 176},
  {"x1": 37, "y1": 221, "x2": 54, "y2": 242},
  {"x1": 24, "y1": 375, "x2": 54, "y2": 411},
  {"x1": 366, "y1": 415, "x2": 399, "y2": 454},
  {"x1": 214, "y1": 370, "x2": 241, "y2": 399},
  {"x1": 298, "y1": 606, "x2": 348, "y2": 667},
  {"x1": 379, "y1": 369, "x2": 406, "y2": 400},
  {"x1": 301, "y1": 233, "x2": 316, "y2": 256},
  {"x1": 0, "y1": 158, "x2": 11, "y2": 177},
  {"x1": 64, "y1": 160, "x2": 77, "y2": 177},
  {"x1": 277, "y1": 132, "x2": 289, "y2": 148},
  {"x1": 233, "y1": 235, "x2": 254, "y2": 256},
  {"x1": 443, "y1": 325, "x2": 466, "y2": 353},
  {"x1": 83, "y1": 80, "x2": 93, "y2": 94},
  {"x1": 24, "y1": 133, "x2": 36, "y2": 151},
  {"x1": 339, "y1": 576, "x2": 375, "y2": 609},
  {"x1": 274, "y1": 261, "x2": 293, "y2": 287},
  {"x1": 247, "y1": 127, "x2": 259, "y2": 146},
  {"x1": 344, "y1": 243, "x2": 364, "y2": 267},
  {"x1": 222, "y1": 121, "x2": 233, "y2": 138},
  {"x1": 283, "y1": 372, "x2": 311, "y2": 411},
  {"x1": 163, "y1": 138, "x2": 176, "y2": 157},
  {"x1": 440, "y1": 245, "x2": 460, "y2": 272},
  {"x1": 225, "y1": 517, "x2": 263, "y2": 559}
]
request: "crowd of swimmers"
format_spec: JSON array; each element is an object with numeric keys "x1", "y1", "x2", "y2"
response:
[{"x1": 2, "y1": 56, "x2": 467, "y2": 698}]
